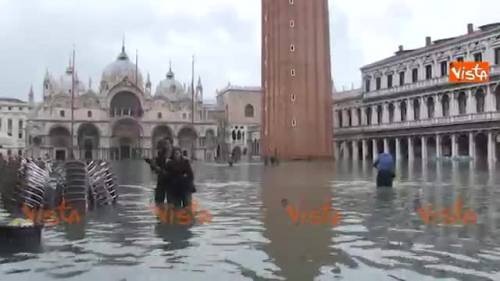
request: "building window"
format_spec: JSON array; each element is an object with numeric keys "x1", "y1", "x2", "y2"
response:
[
  {"x1": 457, "y1": 56, "x2": 464, "y2": 62},
  {"x1": 412, "y1": 68, "x2": 418, "y2": 82},
  {"x1": 366, "y1": 107, "x2": 372, "y2": 125},
  {"x1": 88, "y1": 111, "x2": 92, "y2": 118},
  {"x1": 442, "y1": 94, "x2": 450, "y2": 117},
  {"x1": 387, "y1": 74, "x2": 393, "y2": 88},
  {"x1": 158, "y1": 112, "x2": 162, "y2": 119},
  {"x1": 365, "y1": 79, "x2": 371, "y2": 92},
  {"x1": 458, "y1": 92, "x2": 467, "y2": 115},
  {"x1": 427, "y1": 97, "x2": 435, "y2": 118},
  {"x1": 291, "y1": 119, "x2": 296, "y2": 127},
  {"x1": 290, "y1": 68, "x2": 296, "y2": 77},
  {"x1": 495, "y1": 48, "x2": 500, "y2": 65},
  {"x1": 291, "y1": 93, "x2": 296, "y2": 102},
  {"x1": 376, "y1": 105, "x2": 382, "y2": 124},
  {"x1": 347, "y1": 110, "x2": 352, "y2": 127},
  {"x1": 183, "y1": 113, "x2": 187, "y2": 119},
  {"x1": 440, "y1": 61, "x2": 448, "y2": 76},
  {"x1": 60, "y1": 110, "x2": 65, "y2": 117},
  {"x1": 399, "y1": 71, "x2": 405, "y2": 86},
  {"x1": 388, "y1": 103, "x2": 395, "y2": 123},
  {"x1": 356, "y1": 108, "x2": 361, "y2": 126},
  {"x1": 290, "y1": 44, "x2": 295, "y2": 52},
  {"x1": 476, "y1": 89, "x2": 485, "y2": 113},
  {"x1": 400, "y1": 101, "x2": 407, "y2": 121},
  {"x1": 289, "y1": 0, "x2": 294, "y2": 4},
  {"x1": 413, "y1": 99, "x2": 420, "y2": 120},
  {"x1": 338, "y1": 111, "x2": 343, "y2": 127},
  {"x1": 7, "y1": 119, "x2": 12, "y2": 136},
  {"x1": 376, "y1": 77, "x2": 381, "y2": 90},
  {"x1": 290, "y1": 20, "x2": 295, "y2": 28},
  {"x1": 8, "y1": 107, "x2": 12, "y2": 111},
  {"x1": 425, "y1": 65, "x2": 432, "y2": 80},
  {"x1": 245, "y1": 104, "x2": 254, "y2": 117},
  {"x1": 18, "y1": 120, "x2": 23, "y2": 139},
  {"x1": 473, "y1": 52, "x2": 482, "y2": 62},
  {"x1": 19, "y1": 107, "x2": 23, "y2": 111}
]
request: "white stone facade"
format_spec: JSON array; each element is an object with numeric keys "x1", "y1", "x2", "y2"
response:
[
  {"x1": 215, "y1": 85, "x2": 261, "y2": 161},
  {"x1": 27, "y1": 46, "x2": 218, "y2": 161},
  {"x1": 333, "y1": 23, "x2": 500, "y2": 165},
  {"x1": 0, "y1": 98, "x2": 30, "y2": 157}
]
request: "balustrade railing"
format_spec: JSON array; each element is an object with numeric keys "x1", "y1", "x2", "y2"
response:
[
  {"x1": 364, "y1": 76, "x2": 449, "y2": 99},
  {"x1": 336, "y1": 111, "x2": 500, "y2": 134}
]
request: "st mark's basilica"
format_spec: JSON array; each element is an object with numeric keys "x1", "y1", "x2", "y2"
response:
[{"x1": 27, "y1": 44, "x2": 219, "y2": 161}]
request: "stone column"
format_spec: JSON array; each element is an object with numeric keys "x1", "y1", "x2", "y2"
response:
[
  {"x1": 467, "y1": 89, "x2": 476, "y2": 114},
  {"x1": 451, "y1": 93, "x2": 458, "y2": 116},
  {"x1": 360, "y1": 107, "x2": 366, "y2": 126},
  {"x1": 372, "y1": 139, "x2": 378, "y2": 161},
  {"x1": 469, "y1": 132, "x2": 475, "y2": 160},
  {"x1": 420, "y1": 96, "x2": 427, "y2": 120},
  {"x1": 407, "y1": 98, "x2": 414, "y2": 121},
  {"x1": 395, "y1": 138, "x2": 401, "y2": 161},
  {"x1": 352, "y1": 108, "x2": 359, "y2": 126},
  {"x1": 451, "y1": 134, "x2": 458, "y2": 158},
  {"x1": 362, "y1": 139, "x2": 368, "y2": 161},
  {"x1": 435, "y1": 94, "x2": 442, "y2": 118},
  {"x1": 488, "y1": 131, "x2": 496, "y2": 163},
  {"x1": 421, "y1": 136, "x2": 427, "y2": 160},
  {"x1": 352, "y1": 140, "x2": 358, "y2": 161},
  {"x1": 341, "y1": 109, "x2": 348, "y2": 127},
  {"x1": 382, "y1": 103, "x2": 389, "y2": 124},
  {"x1": 394, "y1": 101, "x2": 401, "y2": 123},
  {"x1": 408, "y1": 137, "x2": 414, "y2": 162},
  {"x1": 371, "y1": 105, "x2": 378, "y2": 125},
  {"x1": 486, "y1": 85, "x2": 495, "y2": 112},
  {"x1": 436, "y1": 134, "x2": 441, "y2": 159},
  {"x1": 384, "y1": 138, "x2": 389, "y2": 153}
]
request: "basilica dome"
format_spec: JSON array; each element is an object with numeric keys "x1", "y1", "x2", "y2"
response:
[
  {"x1": 101, "y1": 46, "x2": 144, "y2": 92},
  {"x1": 57, "y1": 66, "x2": 85, "y2": 95},
  {"x1": 154, "y1": 67, "x2": 190, "y2": 102}
]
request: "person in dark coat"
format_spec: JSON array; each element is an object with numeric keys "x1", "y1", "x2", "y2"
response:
[
  {"x1": 145, "y1": 140, "x2": 171, "y2": 205},
  {"x1": 373, "y1": 152, "x2": 395, "y2": 187},
  {"x1": 166, "y1": 147, "x2": 195, "y2": 209}
]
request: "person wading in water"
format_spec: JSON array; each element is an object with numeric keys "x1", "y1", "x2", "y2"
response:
[
  {"x1": 373, "y1": 152, "x2": 395, "y2": 187},
  {"x1": 145, "y1": 139, "x2": 172, "y2": 205},
  {"x1": 165, "y1": 147, "x2": 195, "y2": 209}
]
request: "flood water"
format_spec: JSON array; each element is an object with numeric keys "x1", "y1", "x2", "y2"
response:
[{"x1": 1, "y1": 160, "x2": 500, "y2": 281}]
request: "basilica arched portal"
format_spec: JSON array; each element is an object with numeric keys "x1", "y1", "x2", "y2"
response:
[
  {"x1": 77, "y1": 123, "x2": 100, "y2": 160},
  {"x1": 178, "y1": 126, "x2": 197, "y2": 159},
  {"x1": 152, "y1": 125, "x2": 174, "y2": 155},
  {"x1": 111, "y1": 118, "x2": 142, "y2": 160},
  {"x1": 48, "y1": 126, "x2": 71, "y2": 160}
]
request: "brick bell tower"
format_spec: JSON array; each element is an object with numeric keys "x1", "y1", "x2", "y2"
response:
[{"x1": 261, "y1": 0, "x2": 334, "y2": 160}]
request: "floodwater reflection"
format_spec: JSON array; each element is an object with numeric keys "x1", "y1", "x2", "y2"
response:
[{"x1": 0, "y1": 160, "x2": 499, "y2": 280}]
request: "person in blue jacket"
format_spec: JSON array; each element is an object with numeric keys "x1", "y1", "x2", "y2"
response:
[{"x1": 373, "y1": 152, "x2": 395, "y2": 187}]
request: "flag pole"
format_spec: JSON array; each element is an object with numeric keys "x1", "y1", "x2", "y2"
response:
[
  {"x1": 70, "y1": 46, "x2": 76, "y2": 160},
  {"x1": 191, "y1": 55, "x2": 195, "y2": 124},
  {"x1": 191, "y1": 55, "x2": 195, "y2": 159},
  {"x1": 135, "y1": 49, "x2": 138, "y2": 86}
]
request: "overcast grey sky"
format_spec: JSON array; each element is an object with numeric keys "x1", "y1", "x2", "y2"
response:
[{"x1": 0, "y1": 0, "x2": 499, "y2": 102}]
